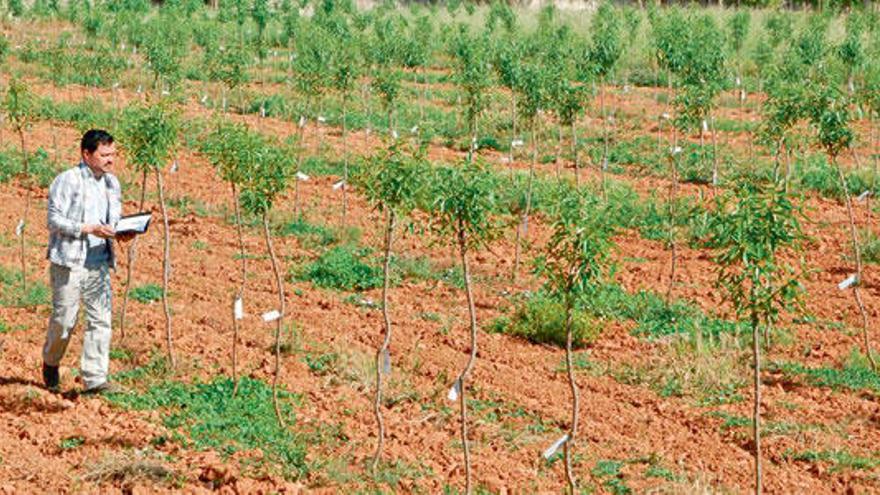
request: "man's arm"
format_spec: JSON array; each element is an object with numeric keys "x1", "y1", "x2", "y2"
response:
[{"x1": 47, "y1": 171, "x2": 84, "y2": 238}]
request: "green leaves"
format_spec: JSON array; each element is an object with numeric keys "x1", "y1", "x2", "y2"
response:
[
  {"x1": 2, "y1": 76, "x2": 36, "y2": 132},
  {"x1": 710, "y1": 182, "x2": 805, "y2": 325},
  {"x1": 588, "y1": 2, "x2": 623, "y2": 81},
  {"x1": 239, "y1": 137, "x2": 295, "y2": 216},
  {"x1": 120, "y1": 102, "x2": 180, "y2": 174},
  {"x1": 538, "y1": 187, "x2": 616, "y2": 301},
  {"x1": 201, "y1": 120, "x2": 260, "y2": 186},
  {"x1": 352, "y1": 143, "x2": 428, "y2": 215},
  {"x1": 430, "y1": 159, "x2": 501, "y2": 250}
]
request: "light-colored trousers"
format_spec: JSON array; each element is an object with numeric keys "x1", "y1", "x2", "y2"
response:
[{"x1": 42, "y1": 263, "x2": 112, "y2": 389}]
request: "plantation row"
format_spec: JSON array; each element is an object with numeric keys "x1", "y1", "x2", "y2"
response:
[{"x1": 3, "y1": 0, "x2": 880, "y2": 492}]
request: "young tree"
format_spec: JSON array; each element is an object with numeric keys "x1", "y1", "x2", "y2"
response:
[
  {"x1": 240, "y1": 137, "x2": 295, "y2": 427},
  {"x1": 588, "y1": 2, "x2": 623, "y2": 179},
  {"x1": 329, "y1": 31, "x2": 361, "y2": 225},
  {"x1": 537, "y1": 188, "x2": 615, "y2": 494},
  {"x1": 449, "y1": 24, "x2": 492, "y2": 162},
  {"x1": 493, "y1": 37, "x2": 524, "y2": 178},
  {"x1": 808, "y1": 84, "x2": 877, "y2": 370},
  {"x1": 201, "y1": 121, "x2": 257, "y2": 395},
  {"x1": 352, "y1": 144, "x2": 427, "y2": 471},
  {"x1": 206, "y1": 42, "x2": 251, "y2": 115},
  {"x1": 711, "y1": 182, "x2": 805, "y2": 495},
  {"x1": 120, "y1": 101, "x2": 180, "y2": 367},
  {"x1": 431, "y1": 160, "x2": 499, "y2": 495},
  {"x1": 512, "y1": 62, "x2": 547, "y2": 282},
  {"x1": 3, "y1": 77, "x2": 36, "y2": 293}
]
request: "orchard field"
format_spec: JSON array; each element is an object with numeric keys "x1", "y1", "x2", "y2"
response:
[{"x1": 2, "y1": 0, "x2": 880, "y2": 493}]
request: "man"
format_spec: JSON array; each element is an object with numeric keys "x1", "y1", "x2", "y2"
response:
[{"x1": 42, "y1": 129, "x2": 134, "y2": 394}]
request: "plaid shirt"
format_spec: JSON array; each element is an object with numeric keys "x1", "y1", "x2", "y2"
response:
[{"x1": 46, "y1": 162, "x2": 122, "y2": 269}]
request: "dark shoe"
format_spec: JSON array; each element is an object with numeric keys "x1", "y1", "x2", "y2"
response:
[
  {"x1": 42, "y1": 363, "x2": 60, "y2": 393},
  {"x1": 82, "y1": 381, "x2": 126, "y2": 395}
]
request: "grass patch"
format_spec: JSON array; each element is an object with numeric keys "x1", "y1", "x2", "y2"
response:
[
  {"x1": 59, "y1": 435, "x2": 85, "y2": 450},
  {"x1": 106, "y1": 376, "x2": 307, "y2": 480},
  {"x1": 591, "y1": 459, "x2": 631, "y2": 495},
  {"x1": 292, "y1": 245, "x2": 384, "y2": 291},
  {"x1": 277, "y1": 216, "x2": 338, "y2": 248},
  {"x1": 784, "y1": 449, "x2": 880, "y2": 472},
  {"x1": 489, "y1": 292, "x2": 601, "y2": 348},
  {"x1": 129, "y1": 284, "x2": 163, "y2": 304},
  {"x1": 771, "y1": 349, "x2": 880, "y2": 394},
  {"x1": 0, "y1": 266, "x2": 50, "y2": 307}
]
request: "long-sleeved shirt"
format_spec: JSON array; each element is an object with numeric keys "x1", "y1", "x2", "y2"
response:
[{"x1": 46, "y1": 162, "x2": 122, "y2": 269}]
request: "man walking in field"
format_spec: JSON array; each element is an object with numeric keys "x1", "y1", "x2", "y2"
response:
[{"x1": 42, "y1": 129, "x2": 134, "y2": 394}]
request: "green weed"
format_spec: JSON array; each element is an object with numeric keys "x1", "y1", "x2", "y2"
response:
[
  {"x1": 129, "y1": 284, "x2": 163, "y2": 304},
  {"x1": 292, "y1": 245, "x2": 385, "y2": 291},
  {"x1": 489, "y1": 292, "x2": 601, "y2": 348}
]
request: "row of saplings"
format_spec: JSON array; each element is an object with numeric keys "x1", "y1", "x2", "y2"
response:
[{"x1": 62, "y1": 99, "x2": 807, "y2": 494}]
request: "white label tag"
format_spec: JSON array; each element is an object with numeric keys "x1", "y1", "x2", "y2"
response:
[
  {"x1": 234, "y1": 297, "x2": 244, "y2": 320},
  {"x1": 296, "y1": 172, "x2": 310, "y2": 181},
  {"x1": 671, "y1": 146, "x2": 682, "y2": 155},
  {"x1": 602, "y1": 157, "x2": 609, "y2": 171},
  {"x1": 392, "y1": 130, "x2": 399, "y2": 139},
  {"x1": 332, "y1": 180, "x2": 346, "y2": 191},
  {"x1": 702, "y1": 120, "x2": 709, "y2": 132},
  {"x1": 410, "y1": 125, "x2": 418, "y2": 134},
  {"x1": 542, "y1": 434, "x2": 570, "y2": 459},
  {"x1": 857, "y1": 190, "x2": 871, "y2": 202},
  {"x1": 447, "y1": 378, "x2": 461, "y2": 402},
  {"x1": 15, "y1": 219, "x2": 24, "y2": 237},
  {"x1": 112, "y1": 82, "x2": 120, "y2": 89},
  {"x1": 511, "y1": 139, "x2": 524, "y2": 147},
  {"x1": 136, "y1": 85, "x2": 143, "y2": 94},
  {"x1": 839, "y1": 274, "x2": 858, "y2": 290},
  {"x1": 161, "y1": 89, "x2": 170, "y2": 96},
  {"x1": 260, "y1": 106, "x2": 266, "y2": 118},
  {"x1": 317, "y1": 116, "x2": 326, "y2": 123},
  {"x1": 298, "y1": 116, "x2": 306, "y2": 128},
  {"x1": 170, "y1": 160, "x2": 179, "y2": 173},
  {"x1": 735, "y1": 76, "x2": 741, "y2": 87},
  {"x1": 200, "y1": 94, "x2": 208, "y2": 104},
  {"x1": 740, "y1": 90, "x2": 746, "y2": 102},
  {"x1": 661, "y1": 112, "x2": 671, "y2": 120},
  {"x1": 623, "y1": 84, "x2": 630, "y2": 93},
  {"x1": 262, "y1": 309, "x2": 282, "y2": 322}
]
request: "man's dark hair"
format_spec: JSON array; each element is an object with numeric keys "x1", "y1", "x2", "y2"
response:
[{"x1": 80, "y1": 129, "x2": 114, "y2": 153}]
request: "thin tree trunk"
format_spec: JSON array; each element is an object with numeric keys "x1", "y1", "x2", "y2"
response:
[
  {"x1": 563, "y1": 297, "x2": 579, "y2": 494},
  {"x1": 119, "y1": 170, "x2": 148, "y2": 341},
  {"x1": 572, "y1": 120, "x2": 579, "y2": 187},
  {"x1": 17, "y1": 130, "x2": 28, "y2": 293},
  {"x1": 231, "y1": 181, "x2": 246, "y2": 397},
  {"x1": 555, "y1": 122, "x2": 562, "y2": 182},
  {"x1": 666, "y1": 127, "x2": 679, "y2": 301},
  {"x1": 509, "y1": 93, "x2": 517, "y2": 180},
  {"x1": 263, "y1": 213, "x2": 287, "y2": 427},
  {"x1": 342, "y1": 96, "x2": 349, "y2": 226},
  {"x1": 371, "y1": 209, "x2": 395, "y2": 472},
  {"x1": 711, "y1": 115, "x2": 719, "y2": 190},
  {"x1": 155, "y1": 169, "x2": 175, "y2": 368},
  {"x1": 834, "y1": 155, "x2": 877, "y2": 370},
  {"x1": 751, "y1": 309, "x2": 762, "y2": 495},
  {"x1": 513, "y1": 119, "x2": 537, "y2": 283},
  {"x1": 457, "y1": 222, "x2": 478, "y2": 495},
  {"x1": 601, "y1": 80, "x2": 609, "y2": 196}
]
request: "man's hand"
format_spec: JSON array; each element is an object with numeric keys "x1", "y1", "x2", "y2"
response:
[
  {"x1": 82, "y1": 224, "x2": 116, "y2": 239},
  {"x1": 116, "y1": 232, "x2": 136, "y2": 243}
]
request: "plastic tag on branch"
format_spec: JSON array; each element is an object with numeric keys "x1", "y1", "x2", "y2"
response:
[
  {"x1": 850, "y1": 80, "x2": 856, "y2": 93},
  {"x1": 298, "y1": 115, "x2": 306, "y2": 128},
  {"x1": 222, "y1": 97, "x2": 227, "y2": 110},
  {"x1": 702, "y1": 120, "x2": 709, "y2": 133},
  {"x1": 170, "y1": 160, "x2": 179, "y2": 174},
  {"x1": 14, "y1": 219, "x2": 24, "y2": 237},
  {"x1": 161, "y1": 89, "x2": 170, "y2": 96},
  {"x1": 262, "y1": 309, "x2": 282, "y2": 322},
  {"x1": 392, "y1": 130, "x2": 399, "y2": 140},
  {"x1": 200, "y1": 94, "x2": 208, "y2": 104},
  {"x1": 333, "y1": 180, "x2": 346, "y2": 191},
  {"x1": 740, "y1": 90, "x2": 746, "y2": 102},
  {"x1": 296, "y1": 172, "x2": 310, "y2": 181},
  {"x1": 121, "y1": 42, "x2": 126, "y2": 51},
  {"x1": 381, "y1": 348, "x2": 391, "y2": 375},
  {"x1": 272, "y1": 50, "x2": 278, "y2": 58},
  {"x1": 623, "y1": 84, "x2": 630, "y2": 94},
  {"x1": 712, "y1": 169, "x2": 718, "y2": 187},
  {"x1": 838, "y1": 274, "x2": 858, "y2": 290},
  {"x1": 447, "y1": 378, "x2": 462, "y2": 402},
  {"x1": 735, "y1": 76, "x2": 741, "y2": 87},
  {"x1": 136, "y1": 85, "x2": 143, "y2": 94},
  {"x1": 670, "y1": 146, "x2": 682, "y2": 156},
  {"x1": 607, "y1": 115, "x2": 616, "y2": 124},
  {"x1": 661, "y1": 112, "x2": 671, "y2": 121},
  {"x1": 542, "y1": 434, "x2": 570, "y2": 460},
  {"x1": 112, "y1": 82, "x2": 120, "y2": 89},
  {"x1": 511, "y1": 139, "x2": 524, "y2": 148},
  {"x1": 317, "y1": 116, "x2": 327, "y2": 123},
  {"x1": 260, "y1": 106, "x2": 266, "y2": 118},
  {"x1": 857, "y1": 190, "x2": 872, "y2": 202},
  {"x1": 602, "y1": 156, "x2": 608, "y2": 171},
  {"x1": 234, "y1": 296, "x2": 244, "y2": 320},
  {"x1": 410, "y1": 126, "x2": 419, "y2": 134}
]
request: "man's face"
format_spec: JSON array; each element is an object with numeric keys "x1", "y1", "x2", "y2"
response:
[{"x1": 82, "y1": 142, "x2": 116, "y2": 177}]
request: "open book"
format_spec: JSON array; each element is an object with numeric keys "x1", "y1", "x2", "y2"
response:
[{"x1": 115, "y1": 212, "x2": 152, "y2": 236}]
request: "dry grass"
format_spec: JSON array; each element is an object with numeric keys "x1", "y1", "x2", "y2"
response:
[{"x1": 83, "y1": 449, "x2": 176, "y2": 488}]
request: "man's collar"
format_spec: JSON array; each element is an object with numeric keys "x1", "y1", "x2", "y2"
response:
[{"x1": 79, "y1": 161, "x2": 103, "y2": 180}]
